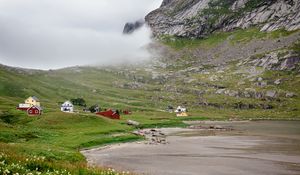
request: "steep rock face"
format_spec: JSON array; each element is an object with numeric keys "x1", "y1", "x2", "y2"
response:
[
  {"x1": 123, "y1": 20, "x2": 145, "y2": 34},
  {"x1": 145, "y1": 0, "x2": 300, "y2": 38}
]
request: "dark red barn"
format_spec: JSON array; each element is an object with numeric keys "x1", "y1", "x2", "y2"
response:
[
  {"x1": 27, "y1": 106, "x2": 42, "y2": 116},
  {"x1": 96, "y1": 109, "x2": 120, "y2": 120}
]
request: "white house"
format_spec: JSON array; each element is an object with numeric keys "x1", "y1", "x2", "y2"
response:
[
  {"x1": 174, "y1": 106, "x2": 188, "y2": 117},
  {"x1": 175, "y1": 106, "x2": 187, "y2": 113},
  {"x1": 61, "y1": 101, "x2": 74, "y2": 113}
]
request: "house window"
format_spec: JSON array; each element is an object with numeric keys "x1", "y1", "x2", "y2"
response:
[{"x1": 29, "y1": 110, "x2": 32, "y2": 113}]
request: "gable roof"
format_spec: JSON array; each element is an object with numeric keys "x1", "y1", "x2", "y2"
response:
[
  {"x1": 27, "y1": 96, "x2": 40, "y2": 102},
  {"x1": 31, "y1": 96, "x2": 40, "y2": 101},
  {"x1": 62, "y1": 101, "x2": 73, "y2": 106},
  {"x1": 28, "y1": 105, "x2": 43, "y2": 111},
  {"x1": 63, "y1": 100, "x2": 72, "y2": 104}
]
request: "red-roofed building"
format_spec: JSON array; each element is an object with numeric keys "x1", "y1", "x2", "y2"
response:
[
  {"x1": 96, "y1": 109, "x2": 120, "y2": 120},
  {"x1": 27, "y1": 106, "x2": 43, "y2": 116}
]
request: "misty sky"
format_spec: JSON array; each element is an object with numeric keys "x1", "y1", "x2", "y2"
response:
[{"x1": 0, "y1": 0, "x2": 162, "y2": 70}]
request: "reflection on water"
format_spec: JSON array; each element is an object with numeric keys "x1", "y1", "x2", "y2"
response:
[
  {"x1": 177, "y1": 121, "x2": 300, "y2": 155},
  {"x1": 178, "y1": 121, "x2": 300, "y2": 138}
]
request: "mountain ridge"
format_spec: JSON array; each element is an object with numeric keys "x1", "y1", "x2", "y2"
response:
[{"x1": 145, "y1": 0, "x2": 300, "y2": 38}]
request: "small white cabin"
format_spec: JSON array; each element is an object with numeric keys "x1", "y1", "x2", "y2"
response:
[
  {"x1": 174, "y1": 106, "x2": 188, "y2": 117},
  {"x1": 175, "y1": 106, "x2": 187, "y2": 113},
  {"x1": 61, "y1": 101, "x2": 74, "y2": 113}
]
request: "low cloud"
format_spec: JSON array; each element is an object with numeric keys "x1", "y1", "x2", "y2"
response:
[{"x1": 0, "y1": 0, "x2": 162, "y2": 69}]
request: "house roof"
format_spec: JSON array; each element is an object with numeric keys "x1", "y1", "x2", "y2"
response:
[
  {"x1": 28, "y1": 105, "x2": 43, "y2": 111},
  {"x1": 62, "y1": 101, "x2": 73, "y2": 106},
  {"x1": 28, "y1": 96, "x2": 40, "y2": 101}
]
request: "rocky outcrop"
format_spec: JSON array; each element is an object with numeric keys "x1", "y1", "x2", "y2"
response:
[
  {"x1": 113, "y1": 81, "x2": 145, "y2": 90},
  {"x1": 133, "y1": 129, "x2": 167, "y2": 145},
  {"x1": 123, "y1": 20, "x2": 145, "y2": 34},
  {"x1": 145, "y1": 0, "x2": 300, "y2": 38},
  {"x1": 241, "y1": 49, "x2": 300, "y2": 71}
]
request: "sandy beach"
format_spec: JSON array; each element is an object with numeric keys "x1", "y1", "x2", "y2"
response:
[{"x1": 81, "y1": 121, "x2": 300, "y2": 175}]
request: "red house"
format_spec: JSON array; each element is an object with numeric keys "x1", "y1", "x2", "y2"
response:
[
  {"x1": 96, "y1": 109, "x2": 120, "y2": 120},
  {"x1": 27, "y1": 106, "x2": 43, "y2": 116}
]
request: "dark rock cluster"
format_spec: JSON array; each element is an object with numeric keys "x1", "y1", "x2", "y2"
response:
[{"x1": 123, "y1": 20, "x2": 145, "y2": 34}]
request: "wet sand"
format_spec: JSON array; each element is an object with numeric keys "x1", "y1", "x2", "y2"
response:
[{"x1": 81, "y1": 121, "x2": 300, "y2": 175}]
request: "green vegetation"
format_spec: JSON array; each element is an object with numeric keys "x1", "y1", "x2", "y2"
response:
[
  {"x1": 160, "y1": 31, "x2": 231, "y2": 49},
  {"x1": 243, "y1": 0, "x2": 265, "y2": 12},
  {"x1": 290, "y1": 40, "x2": 300, "y2": 53},
  {"x1": 195, "y1": 0, "x2": 264, "y2": 28},
  {"x1": 0, "y1": 148, "x2": 130, "y2": 175},
  {"x1": 71, "y1": 98, "x2": 87, "y2": 107},
  {"x1": 0, "y1": 109, "x2": 142, "y2": 174},
  {"x1": 199, "y1": 0, "x2": 235, "y2": 25},
  {"x1": 161, "y1": 27, "x2": 297, "y2": 50}
]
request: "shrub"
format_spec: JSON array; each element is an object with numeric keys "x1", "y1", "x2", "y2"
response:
[{"x1": 0, "y1": 112, "x2": 20, "y2": 124}]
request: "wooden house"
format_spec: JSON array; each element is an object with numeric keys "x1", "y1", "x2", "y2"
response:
[
  {"x1": 17, "y1": 96, "x2": 41, "y2": 111},
  {"x1": 61, "y1": 101, "x2": 74, "y2": 113},
  {"x1": 25, "y1": 96, "x2": 41, "y2": 107},
  {"x1": 27, "y1": 106, "x2": 43, "y2": 116}
]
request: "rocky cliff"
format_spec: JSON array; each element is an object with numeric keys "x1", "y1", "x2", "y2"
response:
[
  {"x1": 145, "y1": 0, "x2": 300, "y2": 38},
  {"x1": 123, "y1": 20, "x2": 145, "y2": 34}
]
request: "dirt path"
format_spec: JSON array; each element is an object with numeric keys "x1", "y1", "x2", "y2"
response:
[{"x1": 81, "y1": 121, "x2": 300, "y2": 175}]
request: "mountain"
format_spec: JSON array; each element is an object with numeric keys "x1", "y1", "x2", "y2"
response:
[
  {"x1": 145, "y1": 0, "x2": 300, "y2": 38},
  {"x1": 142, "y1": 0, "x2": 300, "y2": 119}
]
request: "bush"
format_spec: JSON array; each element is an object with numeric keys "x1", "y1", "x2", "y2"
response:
[
  {"x1": 0, "y1": 112, "x2": 20, "y2": 124},
  {"x1": 70, "y1": 98, "x2": 86, "y2": 107},
  {"x1": 89, "y1": 105, "x2": 101, "y2": 113}
]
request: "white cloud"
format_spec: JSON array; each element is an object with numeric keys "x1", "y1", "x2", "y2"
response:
[{"x1": 0, "y1": 0, "x2": 162, "y2": 69}]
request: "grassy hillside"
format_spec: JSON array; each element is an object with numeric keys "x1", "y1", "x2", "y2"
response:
[{"x1": 0, "y1": 65, "x2": 210, "y2": 174}]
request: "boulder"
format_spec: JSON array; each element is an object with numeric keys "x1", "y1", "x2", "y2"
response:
[
  {"x1": 216, "y1": 89, "x2": 225, "y2": 94},
  {"x1": 286, "y1": 92, "x2": 296, "y2": 98},
  {"x1": 228, "y1": 90, "x2": 239, "y2": 97},
  {"x1": 280, "y1": 57, "x2": 300, "y2": 70},
  {"x1": 257, "y1": 77, "x2": 263, "y2": 82},
  {"x1": 265, "y1": 90, "x2": 277, "y2": 98},
  {"x1": 274, "y1": 79, "x2": 281, "y2": 85},
  {"x1": 214, "y1": 125, "x2": 224, "y2": 129},
  {"x1": 127, "y1": 120, "x2": 140, "y2": 126},
  {"x1": 255, "y1": 81, "x2": 267, "y2": 87}
]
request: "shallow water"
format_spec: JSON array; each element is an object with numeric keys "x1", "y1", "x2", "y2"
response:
[{"x1": 82, "y1": 121, "x2": 300, "y2": 175}]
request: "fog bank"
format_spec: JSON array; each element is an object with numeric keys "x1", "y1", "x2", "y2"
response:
[{"x1": 0, "y1": 0, "x2": 162, "y2": 70}]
